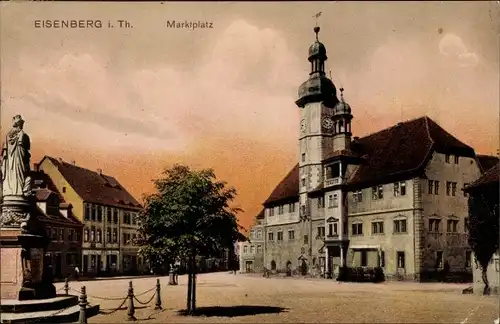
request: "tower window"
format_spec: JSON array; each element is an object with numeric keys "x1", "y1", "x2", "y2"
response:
[
  {"x1": 301, "y1": 178, "x2": 306, "y2": 187},
  {"x1": 301, "y1": 153, "x2": 305, "y2": 162}
]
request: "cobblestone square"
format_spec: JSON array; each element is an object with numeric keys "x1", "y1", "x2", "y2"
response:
[{"x1": 55, "y1": 273, "x2": 499, "y2": 323}]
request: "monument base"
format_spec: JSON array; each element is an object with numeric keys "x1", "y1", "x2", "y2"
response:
[{"x1": 0, "y1": 228, "x2": 55, "y2": 301}]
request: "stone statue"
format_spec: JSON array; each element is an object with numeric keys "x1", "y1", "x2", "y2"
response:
[
  {"x1": 1, "y1": 115, "x2": 32, "y2": 197},
  {"x1": 0, "y1": 115, "x2": 33, "y2": 230}
]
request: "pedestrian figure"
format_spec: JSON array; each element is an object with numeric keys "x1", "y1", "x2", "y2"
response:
[{"x1": 74, "y1": 266, "x2": 80, "y2": 281}]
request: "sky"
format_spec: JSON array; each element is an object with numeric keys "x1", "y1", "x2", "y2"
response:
[{"x1": 1, "y1": 2, "x2": 499, "y2": 231}]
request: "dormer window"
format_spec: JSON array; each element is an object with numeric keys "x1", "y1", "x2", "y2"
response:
[{"x1": 62, "y1": 186, "x2": 66, "y2": 193}]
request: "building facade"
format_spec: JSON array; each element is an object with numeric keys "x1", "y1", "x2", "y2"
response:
[
  {"x1": 31, "y1": 170, "x2": 84, "y2": 280},
  {"x1": 37, "y1": 156, "x2": 145, "y2": 276},
  {"x1": 252, "y1": 26, "x2": 498, "y2": 281},
  {"x1": 239, "y1": 209, "x2": 265, "y2": 273}
]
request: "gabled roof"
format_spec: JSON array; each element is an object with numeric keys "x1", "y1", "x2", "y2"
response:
[
  {"x1": 39, "y1": 156, "x2": 142, "y2": 210},
  {"x1": 263, "y1": 116, "x2": 476, "y2": 206},
  {"x1": 263, "y1": 164, "x2": 299, "y2": 205},
  {"x1": 465, "y1": 163, "x2": 499, "y2": 191},
  {"x1": 476, "y1": 155, "x2": 499, "y2": 173},
  {"x1": 348, "y1": 116, "x2": 474, "y2": 187}
]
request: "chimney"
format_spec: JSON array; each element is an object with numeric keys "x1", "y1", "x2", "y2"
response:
[
  {"x1": 353, "y1": 137, "x2": 359, "y2": 141},
  {"x1": 58, "y1": 157, "x2": 63, "y2": 163},
  {"x1": 71, "y1": 160, "x2": 76, "y2": 166},
  {"x1": 33, "y1": 163, "x2": 39, "y2": 171},
  {"x1": 97, "y1": 168, "x2": 103, "y2": 175}
]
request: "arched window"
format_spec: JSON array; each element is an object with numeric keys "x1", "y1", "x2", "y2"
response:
[{"x1": 271, "y1": 260, "x2": 277, "y2": 270}]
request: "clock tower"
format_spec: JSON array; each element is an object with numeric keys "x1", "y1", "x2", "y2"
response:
[{"x1": 295, "y1": 26, "x2": 339, "y2": 271}]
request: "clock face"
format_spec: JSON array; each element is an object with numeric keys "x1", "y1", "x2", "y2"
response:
[
  {"x1": 300, "y1": 119, "x2": 307, "y2": 132},
  {"x1": 322, "y1": 117, "x2": 334, "y2": 130}
]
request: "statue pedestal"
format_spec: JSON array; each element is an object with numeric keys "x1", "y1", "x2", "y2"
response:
[{"x1": 0, "y1": 228, "x2": 56, "y2": 300}]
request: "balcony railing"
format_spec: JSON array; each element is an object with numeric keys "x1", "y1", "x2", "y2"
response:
[{"x1": 324, "y1": 177, "x2": 343, "y2": 187}]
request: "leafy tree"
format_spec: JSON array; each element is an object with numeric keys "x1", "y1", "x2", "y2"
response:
[
  {"x1": 467, "y1": 183, "x2": 499, "y2": 295},
  {"x1": 136, "y1": 164, "x2": 245, "y2": 314}
]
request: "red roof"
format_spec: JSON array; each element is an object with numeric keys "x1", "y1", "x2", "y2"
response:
[
  {"x1": 263, "y1": 164, "x2": 299, "y2": 205},
  {"x1": 40, "y1": 156, "x2": 142, "y2": 210},
  {"x1": 465, "y1": 163, "x2": 499, "y2": 191},
  {"x1": 263, "y1": 116, "x2": 476, "y2": 206},
  {"x1": 476, "y1": 155, "x2": 499, "y2": 173}
]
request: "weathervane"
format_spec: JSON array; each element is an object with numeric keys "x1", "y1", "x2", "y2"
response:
[{"x1": 313, "y1": 12, "x2": 322, "y2": 27}]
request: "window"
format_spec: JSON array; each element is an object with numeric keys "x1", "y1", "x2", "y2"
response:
[
  {"x1": 268, "y1": 232, "x2": 274, "y2": 241},
  {"x1": 91, "y1": 205, "x2": 96, "y2": 221},
  {"x1": 277, "y1": 232, "x2": 283, "y2": 241},
  {"x1": 445, "y1": 154, "x2": 450, "y2": 163},
  {"x1": 84, "y1": 229, "x2": 89, "y2": 242},
  {"x1": 372, "y1": 221, "x2": 384, "y2": 234},
  {"x1": 352, "y1": 223, "x2": 363, "y2": 235},
  {"x1": 380, "y1": 251, "x2": 385, "y2": 267},
  {"x1": 303, "y1": 234, "x2": 309, "y2": 244},
  {"x1": 301, "y1": 153, "x2": 305, "y2": 162},
  {"x1": 429, "y1": 219, "x2": 441, "y2": 232},
  {"x1": 96, "y1": 229, "x2": 101, "y2": 243},
  {"x1": 84, "y1": 204, "x2": 90, "y2": 221},
  {"x1": 113, "y1": 228, "x2": 118, "y2": 243},
  {"x1": 123, "y1": 233, "x2": 128, "y2": 244},
  {"x1": 256, "y1": 230, "x2": 262, "y2": 239},
  {"x1": 123, "y1": 212, "x2": 131, "y2": 225},
  {"x1": 250, "y1": 246, "x2": 255, "y2": 254},
  {"x1": 464, "y1": 218, "x2": 469, "y2": 232},
  {"x1": 301, "y1": 178, "x2": 306, "y2": 187},
  {"x1": 301, "y1": 205, "x2": 306, "y2": 215},
  {"x1": 68, "y1": 229, "x2": 74, "y2": 241},
  {"x1": 288, "y1": 203, "x2": 295, "y2": 213},
  {"x1": 428, "y1": 180, "x2": 434, "y2": 194},
  {"x1": 317, "y1": 196, "x2": 324, "y2": 208},
  {"x1": 243, "y1": 246, "x2": 248, "y2": 254},
  {"x1": 113, "y1": 210, "x2": 118, "y2": 224},
  {"x1": 451, "y1": 182, "x2": 457, "y2": 196},
  {"x1": 447, "y1": 219, "x2": 458, "y2": 233},
  {"x1": 269, "y1": 208, "x2": 275, "y2": 217},
  {"x1": 436, "y1": 251, "x2": 443, "y2": 268},
  {"x1": 62, "y1": 186, "x2": 66, "y2": 193},
  {"x1": 328, "y1": 223, "x2": 333, "y2": 236},
  {"x1": 446, "y1": 181, "x2": 451, "y2": 196},
  {"x1": 397, "y1": 251, "x2": 405, "y2": 269},
  {"x1": 361, "y1": 250, "x2": 368, "y2": 267},
  {"x1": 328, "y1": 195, "x2": 334, "y2": 207},
  {"x1": 58, "y1": 229, "x2": 64, "y2": 241},
  {"x1": 317, "y1": 226, "x2": 325, "y2": 238},
  {"x1": 51, "y1": 228, "x2": 57, "y2": 240},
  {"x1": 257, "y1": 245, "x2": 262, "y2": 253},
  {"x1": 333, "y1": 223, "x2": 338, "y2": 235},
  {"x1": 333, "y1": 194, "x2": 339, "y2": 207},
  {"x1": 132, "y1": 213, "x2": 137, "y2": 226},
  {"x1": 97, "y1": 206, "x2": 102, "y2": 222},
  {"x1": 394, "y1": 219, "x2": 407, "y2": 233},
  {"x1": 107, "y1": 229, "x2": 111, "y2": 243},
  {"x1": 357, "y1": 190, "x2": 363, "y2": 202},
  {"x1": 90, "y1": 228, "x2": 95, "y2": 242},
  {"x1": 107, "y1": 208, "x2": 112, "y2": 222},
  {"x1": 434, "y1": 181, "x2": 440, "y2": 195},
  {"x1": 288, "y1": 230, "x2": 295, "y2": 240},
  {"x1": 465, "y1": 251, "x2": 472, "y2": 267},
  {"x1": 454, "y1": 156, "x2": 459, "y2": 164},
  {"x1": 394, "y1": 181, "x2": 407, "y2": 196},
  {"x1": 278, "y1": 205, "x2": 284, "y2": 215},
  {"x1": 372, "y1": 186, "x2": 383, "y2": 200}
]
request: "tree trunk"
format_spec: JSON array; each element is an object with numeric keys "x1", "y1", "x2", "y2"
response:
[
  {"x1": 186, "y1": 260, "x2": 193, "y2": 313},
  {"x1": 481, "y1": 267, "x2": 491, "y2": 295},
  {"x1": 190, "y1": 255, "x2": 197, "y2": 312}
]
